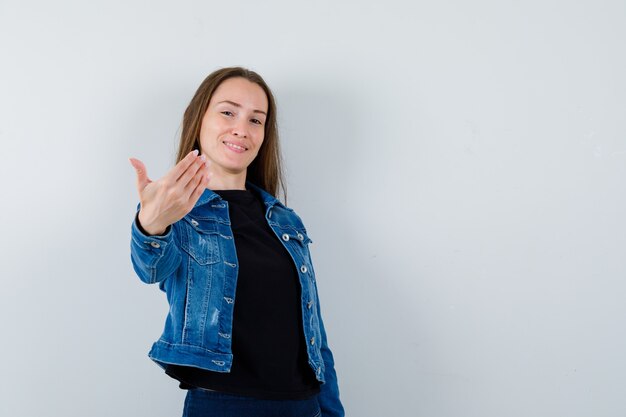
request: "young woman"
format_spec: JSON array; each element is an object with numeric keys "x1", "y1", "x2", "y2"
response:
[{"x1": 129, "y1": 67, "x2": 344, "y2": 417}]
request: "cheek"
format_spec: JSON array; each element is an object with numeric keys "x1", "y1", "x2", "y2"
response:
[
  {"x1": 200, "y1": 113, "x2": 224, "y2": 133},
  {"x1": 254, "y1": 138, "x2": 265, "y2": 153},
  {"x1": 200, "y1": 122, "x2": 221, "y2": 143},
  {"x1": 256, "y1": 130, "x2": 266, "y2": 146}
]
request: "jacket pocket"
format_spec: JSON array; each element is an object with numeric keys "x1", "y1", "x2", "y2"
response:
[
  {"x1": 279, "y1": 226, "x2": 313, "y2": 264},
  {"x1": 277, "y1": 226, "x2": 313, "y2": 246},
  {"x1": 179, "y1": 216, "x2": 221, "y2": 265}
]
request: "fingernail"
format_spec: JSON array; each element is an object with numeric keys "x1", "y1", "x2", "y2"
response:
[
  {"x1": 192, "y1": 149, "x2": 199, "y2": 156},
  {"x1": 200, "y1": 154, "x2": 206, "y2": 161}
]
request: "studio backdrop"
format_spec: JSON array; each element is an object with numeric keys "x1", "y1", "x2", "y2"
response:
[{"x1": 1, "y1": 1, "x2": 625, "y2": 416}]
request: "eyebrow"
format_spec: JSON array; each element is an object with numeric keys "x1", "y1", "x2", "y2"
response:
[{"x1": 217, "y1": 100, "x2": 267, "y2": 116}]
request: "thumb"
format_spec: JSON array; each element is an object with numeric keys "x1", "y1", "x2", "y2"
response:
[{"x1": 129, "y1": 157, "x2": 151, "y2": 192}]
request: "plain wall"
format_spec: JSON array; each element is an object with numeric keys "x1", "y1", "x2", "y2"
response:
[{"x1": 1, "y1": 0, "x2": 625, "y2": 416}]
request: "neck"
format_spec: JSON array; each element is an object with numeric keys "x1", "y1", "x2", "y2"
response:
[{"x1": 207, "y1": 166, "x2": 247, "y2": 191}]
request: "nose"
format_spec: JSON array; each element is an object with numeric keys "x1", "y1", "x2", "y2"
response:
[{"x1": 231, "y1": 118, "x2": 249, "y2": 138}]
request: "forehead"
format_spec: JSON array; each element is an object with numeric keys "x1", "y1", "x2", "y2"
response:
[{"x1": 210, "y1": 77, "x2": 268, "y2": 112}]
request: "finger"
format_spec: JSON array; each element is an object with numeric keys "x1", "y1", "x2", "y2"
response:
[
  {"x1": 183, "y1": 161, "x2": 210, "y2": 197},
  {"x1": 168, "y1": 149, "x2": 200, "y2": 182},
  {"x1": 178, "y1": 154, "x2": 208, "y2": 189},
  {"x1": 129, "y1": 157, "x2": 151, "y2": 192},
  {"x1": 188, "y1": 171, "x2": 211, "y2": 207},
  {"x1": 195, "y1": 156, "x2": 212, "y2": 186}
]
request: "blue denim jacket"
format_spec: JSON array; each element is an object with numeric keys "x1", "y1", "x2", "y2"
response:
[{"x1": 130, "y1": 183, "x2": 344, "y2": 416}]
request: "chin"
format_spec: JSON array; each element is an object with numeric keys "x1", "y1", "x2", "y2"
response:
[
  {"x1": 224, "y1": 157, "x2": 256, "y2": 171},
  {"x1": 222, "y1": 163, "x2": 251, "y2": 174}
]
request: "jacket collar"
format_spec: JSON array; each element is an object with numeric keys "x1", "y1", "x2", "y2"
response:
[{"x1": 193, "y1": 181, "x2": 287, "y2": 210}]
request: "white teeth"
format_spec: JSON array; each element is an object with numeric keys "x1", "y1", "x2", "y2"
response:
[{"x1": 224, "y1": 142, "x2": 246, "y2": 151}]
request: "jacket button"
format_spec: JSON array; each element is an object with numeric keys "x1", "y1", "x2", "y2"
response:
[
  {"x1": 307, "y1": 300, "x2": 313, "y2": 309},
  {"x1": 282, "y1": 233, "x2": 290, "y2": 241},
  {"x1": 300, "y1": 265, "x2": 308, "y2": 273},
  {"x1": 150, "y1": 242, "x2": 160, "y2": 248},
  {"x1": 297, "y1": 232, "x2": 304, "y2": 241},
  {"x1": 310, "y1": 337, "x2": 315, "y2": 345},
  {"x1": 190, "y1": 219, "x2": 199, "y2": 227}
]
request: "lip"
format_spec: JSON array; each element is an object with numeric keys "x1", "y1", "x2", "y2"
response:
[{"x1": 222, "y1": 140, "x2": 249, "y2": 153}]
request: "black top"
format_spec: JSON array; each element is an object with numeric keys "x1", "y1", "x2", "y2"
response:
[{"x1": 165, "y1": 189, "x2": 320, "y2": 399}]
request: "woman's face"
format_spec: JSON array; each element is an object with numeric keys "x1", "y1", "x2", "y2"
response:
[{"x1": 199, "y1": 77, "x2": 268, "y2": 178}]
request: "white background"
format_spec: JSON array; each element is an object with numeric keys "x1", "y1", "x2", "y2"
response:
[{"x1": 1, "y1": 1, "x2": 625, "y2": 416}]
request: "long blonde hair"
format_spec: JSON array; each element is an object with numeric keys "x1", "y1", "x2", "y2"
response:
[{"x1": 176, "y1": 67, "x2": 285, "y2": 200}]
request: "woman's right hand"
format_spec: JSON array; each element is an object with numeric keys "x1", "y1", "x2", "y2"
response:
[{"x1": 129, "y1": 150, "x2": 211, "y2": 236}]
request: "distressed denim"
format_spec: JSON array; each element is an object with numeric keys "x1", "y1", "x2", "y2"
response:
[{"x1": 130, "y1": 182, "x2": 344, "y2": 417}]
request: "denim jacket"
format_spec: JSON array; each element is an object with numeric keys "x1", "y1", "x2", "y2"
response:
[{"x1": 130, "y1": 182, "x2": 344, "y2": 416}]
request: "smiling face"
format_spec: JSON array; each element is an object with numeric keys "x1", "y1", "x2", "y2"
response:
[{"x1": 199, "y1": 76, "x2": 269, "y2": 181}]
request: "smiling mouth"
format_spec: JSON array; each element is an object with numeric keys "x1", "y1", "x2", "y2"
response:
[{"x1": 223, "y1": 141, "x2": 248, "y2": 151}]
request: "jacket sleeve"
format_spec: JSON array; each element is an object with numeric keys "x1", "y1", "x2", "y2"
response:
[
  {"x1": 130, "y1": 205, "x2": 182, "y2": 284},
  {"x1": 315, "y1": 290, "x2": 345, "y2": 417}
]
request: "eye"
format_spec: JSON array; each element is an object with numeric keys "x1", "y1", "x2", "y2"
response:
[
  {"x1": 251, "y1": 118, "x2": 263, "y2": 125},
  {"x1": 221, "y1": 111, "x2": 234, "y2": 117}
]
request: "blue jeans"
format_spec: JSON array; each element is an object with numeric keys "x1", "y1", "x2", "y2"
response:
[{"x1": 182, "y1": 388, "x2": 321, "y2": 417}]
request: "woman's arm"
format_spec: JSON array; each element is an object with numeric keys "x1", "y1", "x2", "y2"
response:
[
  {"x1": 128, "y1": 150, "x2": 210, "y2": 284},
  {"x1": 315, "y1": 292, "x2": 346, "y2": 417},
  {"x1": 130, "y1": 207, "x2": 182, "y2": 284}
]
